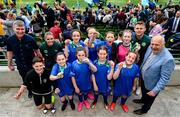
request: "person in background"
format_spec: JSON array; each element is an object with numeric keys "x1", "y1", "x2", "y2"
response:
[{"x1": 49, "y1": 20, "x2": 62, "y2": 43}]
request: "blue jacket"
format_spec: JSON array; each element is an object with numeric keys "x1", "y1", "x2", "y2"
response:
[{"x1": 141, "y1": 46, "x2": 175, "y2": 94}]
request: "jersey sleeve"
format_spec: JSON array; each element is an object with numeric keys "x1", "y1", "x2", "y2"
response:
[
  {"x1": 51, "y1": 64, "x2": 59, "y2": 76},
  {"x1": 70, "y1": 62, "x2": 76, "y2": 77}
]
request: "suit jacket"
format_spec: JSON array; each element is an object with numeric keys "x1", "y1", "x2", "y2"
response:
[
  {"x1": 141, "y1": 46, "x2": 175, "y2": 94},
  {"x1": 165, "y1": 17, "x2": 180, "y2": 40},
  {"x1": 166, "y1": 17, "x2": 180, "y2": 35}
]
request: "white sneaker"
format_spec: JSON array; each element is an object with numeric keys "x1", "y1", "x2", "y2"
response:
[
  {"x1": 43, "y1": 108, "x2": 48, "y2": 114},
  {"x1": 50, "y1": 107, "x2": 56, "y2": 114},
  {"x1": 136, "y1": 87, "x2": 141, "y2": 95}
]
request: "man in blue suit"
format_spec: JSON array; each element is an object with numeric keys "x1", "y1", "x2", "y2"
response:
[{"x1": 133, "y1": 35, "x2": 175, "y2": 115}]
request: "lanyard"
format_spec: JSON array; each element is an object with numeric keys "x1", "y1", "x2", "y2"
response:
[
  {"x1": 97, "y1": 59, "x2": 110, "y2": 67},
  {"x1": 70, "y1": 41, "x2": 81, "y2": 48},
  {"x1": 58, "y1": 65, "x2": 67, "y2": 73}
]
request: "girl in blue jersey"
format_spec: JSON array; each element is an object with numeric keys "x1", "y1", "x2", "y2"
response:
[
  {"x1": 50, "y1": 52, "x2": 75, "y2": 111},
  {"x1": 84, "y1": 27, "x2": 103, "y2": 61},
  {"x1": 84, "y1": 27, "x2": 104, "y2": 100},
  {"x1": 71, "y1": 47, "x2": 97, "y2": 112},
  {"x1": 64, "y1": 29, "x2": 88, "y2": 63},
  {"x1": 110, "y1": 52, "x2": 140, "y2": 113},
  {"x1": 103, "y1": 31, "x2": 116, "y2": 61},
  {"x1": 91, "y1": 46, "x2": 115, "y2": 110}
]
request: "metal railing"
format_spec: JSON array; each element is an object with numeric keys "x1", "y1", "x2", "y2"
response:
[{"x1": 0, "y1": 48, "x2": 180, "y2": 66}]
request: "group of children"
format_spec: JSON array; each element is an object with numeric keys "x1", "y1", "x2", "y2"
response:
[{"x1": 14, "y1": 27, "x2": 140, "y2": 114}]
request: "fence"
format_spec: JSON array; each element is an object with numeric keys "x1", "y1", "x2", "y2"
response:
[{"x1": 0, "y1": 48, "x2": 180, "y2": 66}]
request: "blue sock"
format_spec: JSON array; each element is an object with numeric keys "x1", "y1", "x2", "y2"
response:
[{"x1": 121, "y1": 97, "x2": 127, "y2": 105}]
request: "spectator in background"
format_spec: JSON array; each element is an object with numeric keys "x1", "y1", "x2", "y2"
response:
[
  {"x1": 117, "y1": 8, "x2": 127, "y2": 29},
  {"x1": 0, "y1": 12, "x2": 16, "y2": 37},
  {"x1": 19, "y1": 10, "x2": 30, "y2": 32},
  {"x1": 50, "y1": 20, "x2": 62, "y2": 43},
  {"x1": 30, "y1": 10, "x2": 44, "y2": 35},
  {"x1": 59, "y1": 1, "x2": 68, "y2": 29},
  {"x1": 41, "y1": 2, "x2": 55, "y2": 29},
  {"x1": 165, "y1": 10, "x2": 180, "y2": 41},
  {"x1": 62, "y1": 23, "x2": 73, "y2": 40},
  {"x1": 149, "y1": 17, "x2": 168, "y2": 37}
]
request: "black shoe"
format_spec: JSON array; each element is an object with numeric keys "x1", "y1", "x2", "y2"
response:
[
  {"x1": 28, "y1": 91, "x2": 32, "y2": 99},
  {"x1": 133, "y1": 109, "x2": 147, "y2": 115},
  {"x1": 132, "y1": 99, "x2": 144, "y2": 104},
  {"x1": 70, "y1": 102, "x2": 75, "y2": 110},
  {"x1": 61, "y1": 103, "x2": 67, "y2": 111}
]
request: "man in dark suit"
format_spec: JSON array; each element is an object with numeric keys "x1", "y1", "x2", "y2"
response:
[{"x1": 165, "y1": 10, "x2": 180, "y2": 41}]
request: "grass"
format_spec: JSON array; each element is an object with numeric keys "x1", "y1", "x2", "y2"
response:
[{"x1": 8, "y1": 0, "x2": 180, "y2": 10}]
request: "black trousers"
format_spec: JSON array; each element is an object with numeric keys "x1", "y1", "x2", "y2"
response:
[
  {"x1": 140, "y1": 80, "x2": 158, "y2": 112},
  {"x1": 18, "y1": 67, "x2": 32, "y2": 92}
]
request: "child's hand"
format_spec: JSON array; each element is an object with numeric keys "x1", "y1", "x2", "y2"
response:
[
  {"x1": 57, "y1": 72, "x2": 64, "y2": 78},
  {"x1": 55, "y1": 88, "x2": 60, "y2": 94},
  {"x1": 108, "y1": 60, "x2": 115, "y2": 68},
  {"x1": 82, "y1": 57, "x2": 90, "y2": 64},
  {"x1": 118, "y1": 62, "x2": 124, "y2": 69},
  {"x1": 65, "y1": 39, "x2": 71, "y2": 46},
  {"x1": 135, "y1": 43, "x2": 141, "y2": 52},
  {"x1": 75, "y1": 87, "x2": 80, "y2": 94},
  {"x1": 14, "y1": 91, "x2": 22, "y2": 100}
]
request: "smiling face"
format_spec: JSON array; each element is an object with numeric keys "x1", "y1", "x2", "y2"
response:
[
  {"x1": 13, "y1": 25, "x2": 25, "y2": 39},
  {"x1": 134, "y1": 24, "x2": 146, "y2": 37},
  {"x1": 150, "y1": 36, "x2": 164, "y2": 55},
  {"x1": 45, "y1": 34, "x2": 55, "y2": 47},
  {"x1": 122, "y1": 32, "x2": 132, "y2": 45},
  {"x1": 76, "y1": 50, "x2": 86, "y2": 62},
  {"x1": 98, "y1": 49, "x2": 108, "y2": 61},
  {"x1": 106, "y1": 33, "x2": 115, "y2": 46},
  {"x1": 56, "y1": 54, "x2": 66, "y2": 67},
  {"x1": 88, "y1": 28, "x2": 97, "y2": 40},
  {"x1": 72, "y1": 31, "x2": 81, "y2": 43},
  {"x1": 33, "y1": 62, "x2": 44, "y2": 75},
  {"x1": 125, "y1": 52, "x2": 137, "y2": 66}
]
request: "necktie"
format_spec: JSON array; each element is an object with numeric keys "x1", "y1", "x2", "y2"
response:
[{"x1": 172, "y1": 18, "x2": 179, "y2": 33}]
